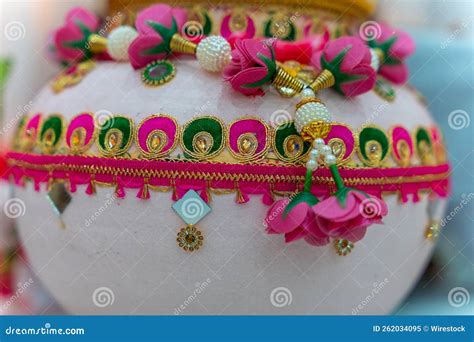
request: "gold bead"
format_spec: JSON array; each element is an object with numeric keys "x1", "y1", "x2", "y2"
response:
[
  {"x1": 170, "y1": 34, "x2": 197, "y2": 54},
  {"x1": 309, "y1": 69, "x2": 335, "y2": 93}
]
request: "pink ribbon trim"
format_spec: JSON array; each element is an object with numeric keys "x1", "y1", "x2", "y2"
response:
[{"x1": 5, "y1": 152, "x2": 450, "y2": 204}]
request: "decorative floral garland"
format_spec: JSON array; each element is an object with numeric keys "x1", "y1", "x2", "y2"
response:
[
  {"x1": 22, "y1": 4, "x2": 440, "y2": 254},
  {"x1": 13, "y1": 113, "x2": 447, "y2": 169}
]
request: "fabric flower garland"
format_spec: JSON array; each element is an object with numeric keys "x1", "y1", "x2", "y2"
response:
[
  {"x1": 46, "y1": 5, "x2": 417, "y2": 252},
  {"x1": 223, "y1": 39, "x2": 277, "y2": 96},
  {"x1": 54, "y1": 7, "x2": 103, "y2": 62},
  {"x1": 365, "y1": 23, "x2": 415, "y2": 84},
  {"x1": 128, "y1": 4, "x2": 187, "y2": 69},
  {"x1": 311, "y1": 36, "x2": 376, "y2": 96}
]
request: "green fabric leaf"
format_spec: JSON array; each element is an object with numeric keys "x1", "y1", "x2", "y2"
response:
[{"x1": 283, "y1": 191, "x2": 320, "y2": 217}]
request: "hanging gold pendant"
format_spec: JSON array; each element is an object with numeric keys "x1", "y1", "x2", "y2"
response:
[{"x1": 177, "y1": 225, "x2": 204, "y2": 252}]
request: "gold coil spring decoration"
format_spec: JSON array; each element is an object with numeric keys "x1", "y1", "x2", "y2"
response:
[
  {"x1": 309, "y1": 69, "x2": 335, "y2": 93},
  {"x1": 272, "y1": 67, "x2": 306, "y2": 93},
  {"x1": 170, "y1": 34, "x2": 197, "y2": 54}
]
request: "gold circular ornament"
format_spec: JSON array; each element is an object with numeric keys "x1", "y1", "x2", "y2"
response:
[{"x1": 177, "y1": 225, "x2": 204, "y2": 252}]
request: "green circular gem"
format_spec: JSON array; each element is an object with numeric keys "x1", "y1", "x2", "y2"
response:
[{"x1": 141, "y1": 60, "x2": 176, "y2": 87}]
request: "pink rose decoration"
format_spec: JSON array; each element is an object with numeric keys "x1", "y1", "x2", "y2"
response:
[
  {"x1": 265, "y1": 199, "x2": 330, "y2": 246},
  {"x1": 311, "y1": 36, "x2": 376, "y2": 96},
  {"x1": 313, "y1": 192, "x2": 388, "y2": 242},
  {"x1": 368, "y1": 23, "x2": 415, "y2": 85},
  {"x1": 54, "y1": 7, "x2": 100, "y2": 62},
  {"x1": 128, "y1": 4, "x2": 187, "y2": 69},
  {"x1": 223, "y1": 39, "x2": 277, "y2": 96}
]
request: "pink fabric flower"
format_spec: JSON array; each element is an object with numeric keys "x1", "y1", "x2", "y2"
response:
[
  {"x1": 265, "y1": 198, "x2": 330, "y2": 246},
  {"x1": 128, "y1": 4, "x2": 187, "y2": 69},
  {"x1": 312, "y1": 191, "x2": 388, "y2": 242},
  {"x1": 368, "y1": 23, "x2": 415, "y2": 84},
  {"x1": 275, "y1": 29, "x2": 330, "y2": 65},
  {"x1": 223, "y1": 39, "x2": 277, "y2": 96},
  {"x1": 54, "y1": 7, "x2": 100, "y2": 62},
  {"x1": 311, "y1": 36, "x2": 376, "y2": 96}
]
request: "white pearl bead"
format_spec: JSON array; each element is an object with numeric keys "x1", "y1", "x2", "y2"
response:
[
  {"x1": 320, "y1": 145, "x2": 332, "y2": 156},
  {"x1": 196, "y1": 36, "x2": 231, "y2": 72},
  {"x1": 294, "y1": 101, "x2": 332, "y2": 134},
  {"x1": 309, "y1": 149, "x2": 320, "y2": 160},
  {"x1": 325, "y1": 154, "x2": 337, "y2": 165},
  {"x1": 107, "y1": 26, "x2": 138, "y2": 61},
  {"x1": 370, "y1": 48, "x2": 380, "y2": 71},
  {"x1": 312, "y1": 138, "x2": 325, "y2": 150},
  {"x1": 306, "y1": 159, "x2": 318, "y2": 170},
  {"x1": 301, "y1": 88, "x2": 315, "y2": 99}
]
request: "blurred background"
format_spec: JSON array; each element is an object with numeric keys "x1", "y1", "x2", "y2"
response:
[{"x1": 0, "y1": 0, "x2": 472, "y2": 315}]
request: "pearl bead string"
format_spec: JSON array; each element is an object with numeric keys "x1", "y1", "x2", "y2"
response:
[{"x1": 306, "y1": 138, "x2": 337, "y2": 172}]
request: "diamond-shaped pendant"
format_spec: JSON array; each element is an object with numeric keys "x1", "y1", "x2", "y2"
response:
[
  {"x1": 46, "y1": 182, "x2": 71, "y2": 229},
  {"x1": 172, "y1": 190, "x2": 211, "y2": 252},
  {"x1": 172, "y1": 190, "x2": 210, "y2": 225}
]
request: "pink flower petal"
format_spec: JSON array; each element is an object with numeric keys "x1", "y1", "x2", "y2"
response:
[
  {"x1": 266, "y1": 200, "x2": 309, "y2": 234},
  {"x1": 128, "y1": 35, "x2": 166, "y2": 69},
  {"x1": 324, "y1": 37, "x2": 369, "y2": 72},
  {"x1": 285, "y1": 226, "x2": 307, "y2": 243},
  {"x1": 65, "y1": 7, "x2": 99, "y2": 31},
  {"x1": 338, "y1": 226, "x2": 368, "y2": 242},
  {"x1": 172, "y1": 7, "x2": 188, "y2": 30},
  {"x1": 228, "y1": 67, "x2": 268, "y2": 96},
  {"x1": 54, "y1": 26, "x2": 85, "y2": 61},
  {"x1": 135, "y1": 4, "x2": 174, "y2": 36},
  {"x1": 339, "y1": 65, "x2": 376, "y2": 96},
  {"x1": 379, "y1": 63, "x2": 409, "y2": 85},
  {"x1": 241, "y1": 39, "x2": 274, "y2": 66}
]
